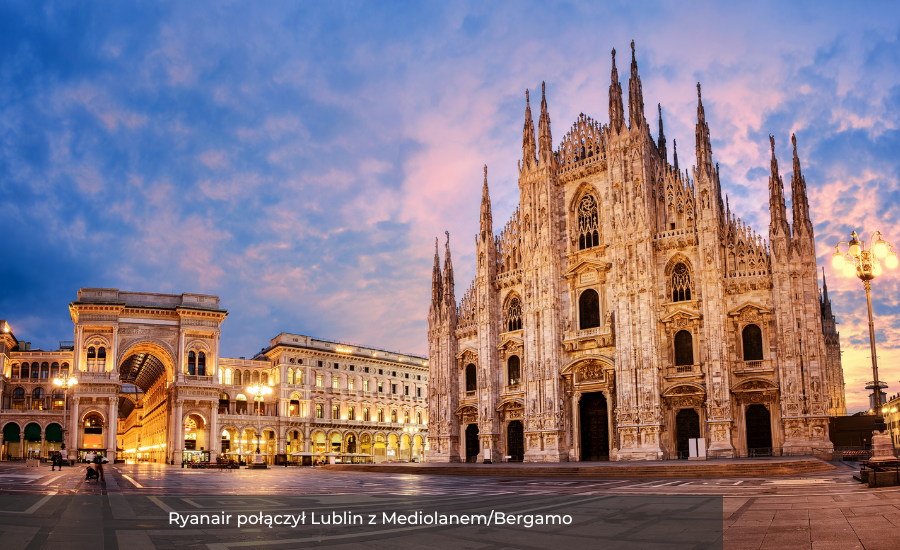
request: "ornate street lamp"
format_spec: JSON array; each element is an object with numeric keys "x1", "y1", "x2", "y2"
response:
[
  {"x1": 53, "y1": 377, "x2": 78, "y2": 457},
  {"x1": 832, "y1": 231, "x2": 898, "y2": 459},
  {"x1": 245, "y1": 383, "x2": 272, "y2": 468}
]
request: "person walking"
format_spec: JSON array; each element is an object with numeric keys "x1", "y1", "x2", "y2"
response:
[{"x1": 93, "y1": 454, "x2": 105, "y2": 481}]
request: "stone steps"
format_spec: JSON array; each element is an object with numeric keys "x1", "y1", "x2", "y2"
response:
[{"x1": 321, "y1": 459, "x2": 834, "y2": 478}]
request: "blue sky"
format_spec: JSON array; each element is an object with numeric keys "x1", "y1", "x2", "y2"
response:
[{"x1": 1, "y1": 1, "x2": 899, "y2": 412}]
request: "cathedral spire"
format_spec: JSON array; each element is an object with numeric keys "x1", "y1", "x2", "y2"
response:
[
  {"x1": 480, "y1": 164, "x2": 493, "y2": 237},
  {"x1": 431, "y1": 237, "x2": 443, "y2": 308},
  {"x1": 521, "y1": 89, "x2": 537, "y2": 172},
  {"x1": 672, "y1": 139, "x2": 679, "y2": 173},
  {"x1": 538, "y1": 82, "x2": 554, "y2": 167},
  {"x1": 609, "y1": 48, "x2": 625, "y2": 132},
  {"x1": 695, "y1": 82, "x2": 713, "y2": 175},
  {"x1": 442, "y1": 231, "x2": 455, "y2": 307},
  {"x1": 657, "y1": 103, "x2": 667, "y2": 163},
  {"x1": 790, "y1": 133, "x2": 812, "y2": 231},
  {"x1": 627, "y1": 40, "x2": 646, "y2": 132},
  {"x1": 768, "y1": 135, "x2": 790, "y2": 238}
]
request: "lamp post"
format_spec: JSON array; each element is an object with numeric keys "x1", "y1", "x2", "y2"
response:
[
  {"x1": 832, "y1": 230, "x2": 898, "y2": 460},
  {"x1": 245, "y1": 384, "x2": 272, "y2": 468},
  {"x1": 53, "y1": 376, "x2": 78, "y2": 463}
]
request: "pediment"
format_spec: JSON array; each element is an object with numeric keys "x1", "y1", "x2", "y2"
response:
[
  {"x1": 731, "y1": 378, "x2": 779, "y2": 392},
  {"x1": 495, "y1": 397, "x2": 524, "y2": 411},
  {"x1": 662, "y1": 382, "x2": 706, "y2": 397},
  {"x1": 454, "y1": 404, "x2": 478, "y2": 416},
  {"x1": 497, "y1": 337, "x2": 524, "y2": 351},
  {"x1": 562, "y1": 259, "x2": 612, "y2": 280},
  {"x1": 455, "y1": 347, "x2": 478, "y2": 360},
  {"x1": 727, "y1": 301, "x2": 772, "y2": 317},
  {"x1": 660, "y1": 308, "x2": 702, "y2": 323}
]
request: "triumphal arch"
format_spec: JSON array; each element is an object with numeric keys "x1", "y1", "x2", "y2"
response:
[{"x1": 69, "y1": 288, "x2": 226, "y2": 463}]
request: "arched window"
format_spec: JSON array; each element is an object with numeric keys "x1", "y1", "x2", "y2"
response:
[
  {"x1": 332, "y1": 405, "x2": 339, "y2": 419},
  {"x1": 32, "y1": 387, "x2": 45, "y2": 409},
  {"x1": 51, "y1": 362, "x2": 59, "y2": 378},
  {"x1": 316, "y1": 404, "x2": 323, "y2": 418},
  {"x1": 377, "y1": 409, "x2": 384, "y2": 422},
  {"x1": 505, "y1": 297, "x2": 523, "y2": 332},
  {"x1": 197, "y1": 352, "x2": 206, "y2": 376},
  {"x1": 674, "y1": 330, "x2": 694, "y2": 366},
  {"x1": 251, "y1": 371, "x2": 259, "y2": 385},
  {"x1": 742, "y1": 324, "x2": 764, "y2": 361},
  {"x1": 287, "y1": 368, "x2": 294, "y2": 385},
  {"x1": 19, "y1": 363, "x2": 27, "y2": 379},
  {"x1": 41, "y1": 363, "x2": 49, "y2": 379},
  {"x1": 13, "y1": 387, "x2": 25, "y2": 399},
  {"x1": 404, "y1": 411, "x2": 410, "y2": 423},
  {"x1": 97, "y1": 347, "x2": 106, "y2": 359},
  {"x1": 465, "y1": 364, "x2": 477, "y2": 392},
  {"x1": 363, "y1": 408, "x2": 370, "y2": 421},
  {"x1": 223, "y1": 368, "x2": 232, "y2": 385},
  {"x1": 416, "y1": 412, "x2": 422, "y2": 424},
  {"x1": 579, "y1": 289, "x2": 601, "y2": 329},
  {"x1": 577, "y1": 194, "x2": 600, "y2": 250},
  {"x1": 671, "y1": 263, "x2": 692, "y2": 302},
  {"x1": 391, "y1": 410, "x2": 398, "y2": 423},
  {"x1": 30, "y1": 363, "x2": 39, "y2": 379},
  {"x1": 187, "y1": 351, "x2": 196, "y2": 375},
  {"x1": 87, "y1": 347, "x2": 96, "y2": 359},
  {"x1": 11, "y1": 364, "x2": 19, "y2": 379},
  {"x1": 60, "y1": 363, "x2": 69, "y2": 378},
  {"x1": 507, "y1": 356, "x2": 521, "y2": 385},
  {"x1": 348, "y1": 407, "x2": 355, "y2": 420},
  {"x1": 234, "y1": 370, "x2": 242, "y2": 386}
]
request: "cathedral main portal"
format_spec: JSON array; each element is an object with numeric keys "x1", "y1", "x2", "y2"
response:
[{"x1": 579, "y1": 392, "x2": 609, "y2": 461}]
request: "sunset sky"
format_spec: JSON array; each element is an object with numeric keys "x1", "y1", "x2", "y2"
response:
[{"x1": 1, "y1": 2, "x2": 899, "y2": 413}]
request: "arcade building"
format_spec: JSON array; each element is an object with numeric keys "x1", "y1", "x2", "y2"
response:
[{"x1": 0, "y1": 289, "x2": 428, "y2": 464}]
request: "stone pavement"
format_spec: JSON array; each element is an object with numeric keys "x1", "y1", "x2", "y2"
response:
[{"x1": 0, "y1": 460, "x2": 896, "y2": 548}]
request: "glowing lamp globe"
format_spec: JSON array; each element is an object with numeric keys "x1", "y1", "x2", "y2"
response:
[
  {"x1": 886, "y1": 253, "x2": 899, "y2": 269},
  {"x1": 831, "y1": 252, "x2": 845, "y2": 269},
  {"x1": 842, "y1": 263, "x2": 857, "y2": 278},
  {"x1": 874, "y1": 239, "x2": 888, "y2": 258},
  {"x1": 873, "y1": 263, "x2": 883, "y2": 277}
]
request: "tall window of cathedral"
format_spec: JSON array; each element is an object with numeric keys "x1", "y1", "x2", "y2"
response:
[
  {"x1": 671, "y1": 263, "x2": 692, "y2": 302},
  {"x1": 465, "y1": 364, "x2": 477, "y2": 392},
  {"x1": 187, "y1": 351, "x2": 196, "y2": 375},
  {"x1": 579, "y1": 289, "x2": 601, "y2": 330},
  {"x1": 577, "y1": 194, "x2": 600, "y2": 250},
  {"x1": 674, "y1": 330, "x2": 694, "y2": 366},
  {"x1": 197, "y1": 352, "x2": 206, "y2": 376},
  {"x1": 40, "y1": 362, "x2": 49, "y2": 379},
  {"x1": 742, "y1": 324, "x2": 764, "y2": 361},
  {"x1": 507, "y1": 356, "x2": 521, "y2": 385},
  {"x1": 505, "y1": 296, "x2": 523, "y2": 332}
]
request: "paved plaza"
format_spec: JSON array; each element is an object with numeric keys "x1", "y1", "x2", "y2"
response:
[{"x1": 0, "y1": 460, "x2": 896, "y2": 548}]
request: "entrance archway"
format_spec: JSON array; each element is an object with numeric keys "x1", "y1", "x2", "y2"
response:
[
  {"x1": 24, "y1": 423, "x2": 42, "y2": 459},
  {"x1": 746, "y1": 404, "x2": 772, "y2": 455},
  {"x1": 507, "y1": 420, "x2": 524, "y2": 462},
  {"x1": 579, "y1": 392, "x2": 609, "y2": 461},
  {"x1": 465, "y1": 424, "x2": 479, "y2": 462},
  {"x1": 3, "y1": 423, "x2": 21, "y2": 460},
  {"x1": 675, "y1": 408, "x2": 701, "y2": 459},
  {"x1": 118, "y1": 349, "x2": 172, "y2": 464}
]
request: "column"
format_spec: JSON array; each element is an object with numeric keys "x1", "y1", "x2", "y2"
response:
[
  {"x1": 177, "y1": 329, "x2": 186, "y2": 377},
  {"x1": 70, "y1": 399, "x2": 80, "y2": 453},
  {"x1": 173, "y1": 400, "x2": 183, "y2": 462},
  {"x1": 19, "y1": 434, "x2": 25, "y2": 459},
  {"x1": 74, "y1": 325, "x2": 83, "y2": 372},
  {"x1": 111, "y1": 325, "x2": 118, "y2": 373},
  {"x1": 208, "y1": 404, "x2": 218, "y2": 460},
  {"x1": 0, "y1": 436, "x2": 4, "y2": 461},
  {"x1": 107, "y1": 397, "x2": 118, "y2": 453},
  {"x1": 571, "y1": 388, "x2": 580, "y2": 460}
]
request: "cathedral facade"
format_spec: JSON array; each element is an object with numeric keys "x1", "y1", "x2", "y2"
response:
[{"x1": 427, "y1": 42, "x2": 846, "y2": 462}]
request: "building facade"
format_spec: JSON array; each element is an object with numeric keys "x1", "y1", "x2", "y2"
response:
[
  {"x1": 0, "y1": 289, "x2": 428, "y2": 463},
  {"x1": 427, "y1": 42, "x2": 846, "y2": 462}
]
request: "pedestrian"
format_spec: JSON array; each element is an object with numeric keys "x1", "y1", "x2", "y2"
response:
[
  {"x1": 51, "y1": 452, "x2": 59, "y2": 471},
  {"x1": 93, "y1": 454, "x2": 105, "y2": 481}
]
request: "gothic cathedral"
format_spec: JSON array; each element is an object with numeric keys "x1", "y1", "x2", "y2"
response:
[{"x1": 427, "y1": 42, "x2": 846, "y2": 462}]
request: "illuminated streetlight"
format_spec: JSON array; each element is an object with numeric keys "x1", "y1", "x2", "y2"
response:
[
  {"x1": 245, "y1": 384, "x2": 272, "y2": 463},
  {"x1": 53, "y1": 377, "x2": 78, "y2": 451},
  {"x1": 832, "y1": 231, "x2": 897, "y2": 439}
]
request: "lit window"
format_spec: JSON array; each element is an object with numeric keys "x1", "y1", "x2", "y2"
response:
[
  {"x1": 363, "y1": 408, "x2": 370, "y2": 421},
  {"x1": 332, "y1": 405, "x2": 339, "y2": 418},
  {"x1": 404, "y1": 385, "x2": 409, "y2": 396},
  {"x1": 333, "y1": 376, "x2": 339, "y2": 389},
  {"x1": 316, "y1": 375, "x2": 323, "y2": 387},
  {"x1": 316, "y1": 404, "x2": 323, "y2": 418},
  {"x1": 378, "y1": 381, "x2": 383, "y2": 393},
  {"x1": 349, "y1": 379, "x2": 355, "y2": 391},
  {"x1": 348, "y1": 407, "x2": 355, "y2": 420},
  {"x1": 391, "y1": 410, "x2": 397, "y2": 423},
  {"x1": 377, "y1": 409, "x2": 384, "y2": 422},
  {"x1": 363, "y1": 380, "x2": 369, "y2": 392}
]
